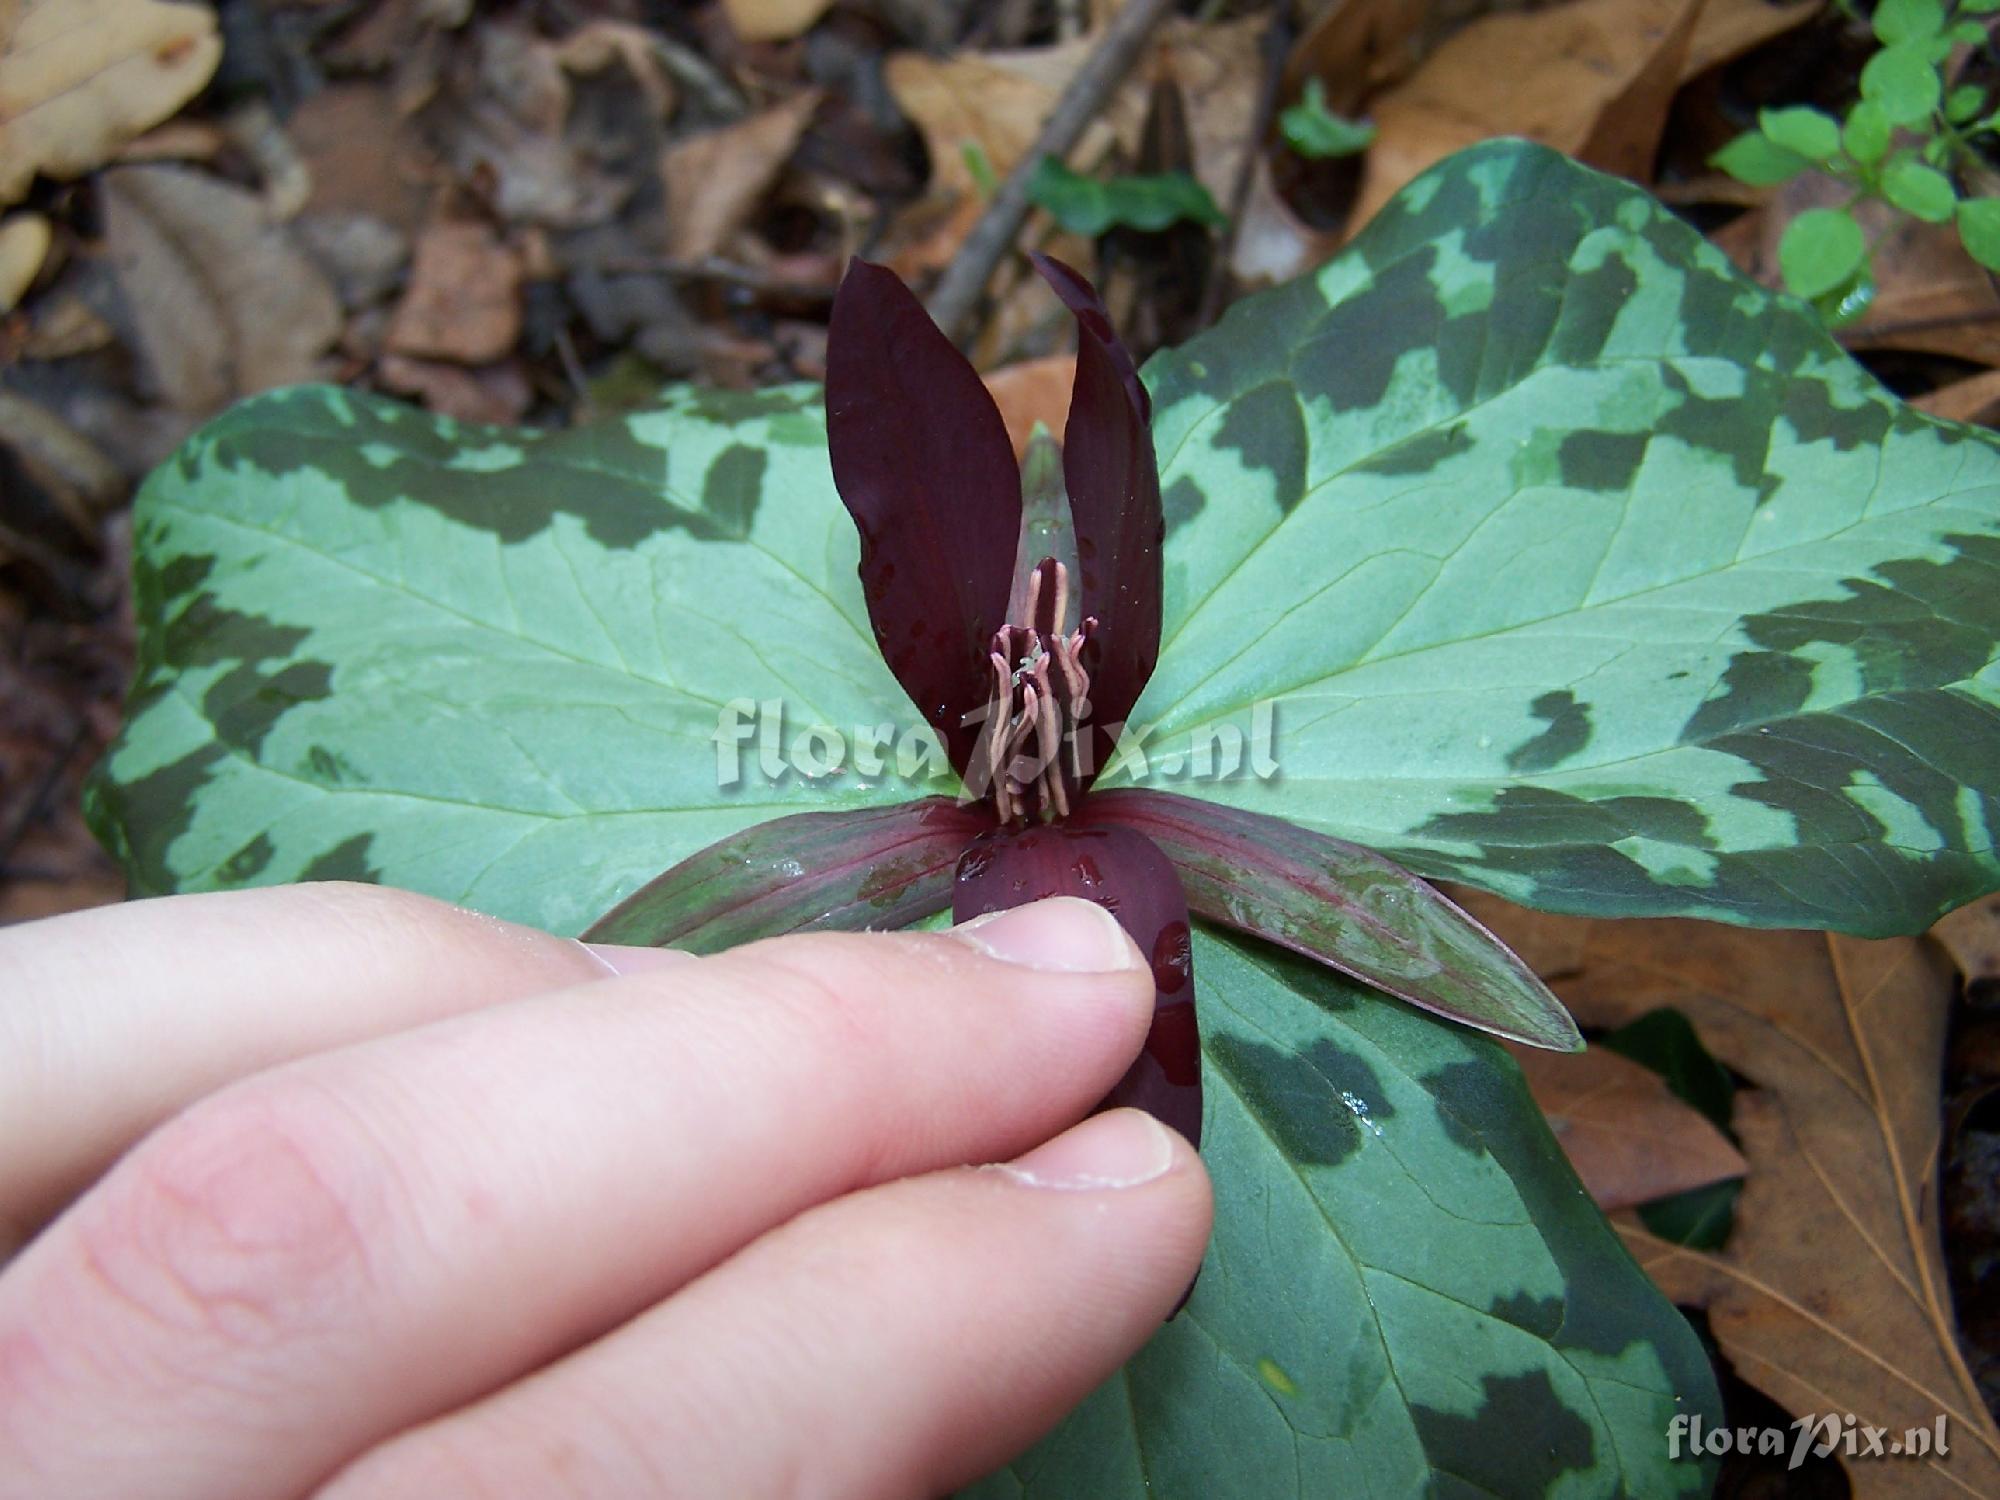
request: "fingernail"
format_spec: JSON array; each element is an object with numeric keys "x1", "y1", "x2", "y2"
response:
[
  {"x1": 581, "y1": 942, "x2": 696, "y2": 977},
  {"x1": 998, "y1": 1109, "x2": 1176, "y2": 1190},
  {"x1": 951, "y1": 897, "x2": 1141, "y2": 973}
]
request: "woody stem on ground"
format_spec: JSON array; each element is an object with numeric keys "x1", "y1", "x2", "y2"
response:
[{"x1": 923, "y1": 0, "x2": 1177, "y2": 343}]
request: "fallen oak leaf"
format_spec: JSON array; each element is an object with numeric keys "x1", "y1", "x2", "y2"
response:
[
  {"x1": 0, "y1": 0, "x2": 221, "y2": 207},
  {"x1": 1912, "y1": 370, "x2": 2000, "y2": 427},
  {"x1": 661, "y1": 89, "x2": 820, "y2": 262},
  {"x1": 1351, "y1": 0, "x2": 1706, "y2": 229},
  {"x1": 1933, "y1": 895, "x2": 2000, "y2": 985},
  {"x1": 1461, "y1": 893, "x2": 2000, "y2": 1499},
  {"x1": 0, "y1": 209, "x2": 48, "y2": 310},
  {"x1": 385, "y1": 219, "x2": 523, "y2": 366},
  {"x1": 720, "y1": 0, "x2": 835, "y2": 44},
  {"x1": 1507, "y1": 1039, "x2": 1746, "y2": 1212},
  {"x1": 981, "y1": 352, "x2": 1074, "y2": 459},
  {"x1": 100, "y1": 164, "x2": 342, "y2": 412}
]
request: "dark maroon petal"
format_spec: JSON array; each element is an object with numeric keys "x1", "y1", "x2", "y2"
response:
[
  {"x1": 585, "y1": 798, "x2": 990, "y2": 950},
  {"x1": 1029, "y1": 253, "x2": 1162, "y2": 772},
  {"x1": 827, "y1": 259, "x2": 1022, "y2": 775},
  {"x1": 1078, "y1": 790, "x2": 1583, "y2": 1052},
  {"x1": 953, "y1": 820, "x2": 1199, "y2": 1149}
]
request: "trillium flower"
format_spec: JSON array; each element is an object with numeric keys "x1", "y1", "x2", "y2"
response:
[{"x1": 588, "y1": 255, "x2": 1581, "y2": 1152}]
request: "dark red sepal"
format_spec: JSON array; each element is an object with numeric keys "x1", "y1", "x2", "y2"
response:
[
  {"x1": 952, "y1": 820, "x2": 1200, "y2": 1149},
  {"x1": 827, "y1": 259, "x2": 1023, "y2": 776},
  {"x1": 1078, "y1": 789, "x2": 1583, "y2": 1052},
  {"x1": 1029, "y1": 253, "x2": 1163, "y2": 774},
  {"x1": 584, "y1": 798, "x2": 990, "y2": 951}
]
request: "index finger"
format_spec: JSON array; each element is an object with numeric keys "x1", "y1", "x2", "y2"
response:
[{"x1": 0, "y1": 882, "x2": 681, "y2": 1245}]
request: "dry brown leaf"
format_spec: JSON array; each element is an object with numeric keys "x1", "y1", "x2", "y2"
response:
[
  {"x1": 1461, "y1": 892, "x2": 2000, "y2": 1497},
  {"x1": 1352, "y1": 0, "x2": 1705, "y2": 230},
  {"x1": 1284, "y1": 0, "x2": 1429, "y2": 114},
  {"x1": 553, "y1": 21, "x2": 674, "y2": 117},
  {"x1": 100, "y1": 164, "x2": 342, "y2": 412},
  {"x1": 983, "y1": 353, "x2": 1074, "y2": 459},
  {"x1": 287, "y1": 84, "x2": 437, "y2": 236},
  {"x1": 661, "y1": 90, "x2": 820, "y2": 262},
  {"x1": 1933, "y1": 895, "x2": 2000, "y2": 984},
  {"x1": 1231, "y1": 155, "x2": 1344, "y2": 286},
  {"x1": 0, "y1": 209, "x2": 47, "y2": 310},
  {"x1": 429, "y1": 19, "x2": 664, "y2": 230},
  {"x1": 1508, "y1": 1040, "x2": 1746, "y2": 1212},
  {"x1": 377, "y1": 352, "x2": 530, "y2": 425},
  {"x1": 1913, "y1": 371, "x2": 2000, "y2": 426},
  {"x1": 885, "y1": 36, "x2": 1104, "y2": 202},
  {"x1": 385, "y1": 219, "x2": 523, "y2": 365},
  {"x1": 721, "y1": 0, "x2": 835, "y2": 44},
  {"x1": 1681, "y1": 0, "x2": 1820, "y2": 79},
  {"x1": 883, "y1": 17, "x2": 1257, "y2": 266},
  {"x1": 0, "y1": 0, "x2": 222, "y2": 206}
]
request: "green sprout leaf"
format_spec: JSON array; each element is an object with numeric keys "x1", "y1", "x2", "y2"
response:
[
  {"x1": 1883, "y1": 153, "x2": 1959, "y2": 221},
  {"x1": 1873, "y1": 0, "x2": 1946, "y2": 42},
  {"x1": 1841, "y1": 98, "x2": 1894, "y2": 165},
  {"x1": 1280, "y1": 77, "x2": 1378, "y2": 160},
  {"x1": 1028, "y1": 156, "x2": 1226, "y2": 238},
  {"x1": 1861, "y1": 39, "x2": 1945, "y2": 125},
  {"x1": 1946, "y1": 83, "x2": 1989, "y2": 124},
  {"x1": 1959, "y1": 194, "x2": 2000, "y2": 269},
  {"x1": 961, "y1": 140, "x2": 999, "y2": 197},
  {"x1": 1777, "y1": 206, "x2": 1869, "y2": 297},
  {"x1": 1757, "y1": 105, "x2": 1842, "y2": 162},
  {"x1": 1711, "y1": 128, "x2": 1811, "y2": 186}
]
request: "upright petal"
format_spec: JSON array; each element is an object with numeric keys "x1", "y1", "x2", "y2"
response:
[
  {"x1": 953, "y1": 820, "x2": 1199, "y2": 1148},
  {"x1": 585, "y1": 798, "x2": 989, "y2": 950},
  {"x1": 827, "y1": 259, "x2": 1022, "y2": 774},
  {"x1": 1080, "y1": 789, "x2": 1583, "y2": 1052},
  {"x1": 1030, "y1": 253, "x2": 1162, "y2": 763}
]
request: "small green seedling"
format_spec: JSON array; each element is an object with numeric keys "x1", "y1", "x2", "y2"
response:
[
  {"x1": 1279, "y1": 77, "x2": 1378, "y2": 159},
  {"x1": 1025, "y1": 155, "x2": 1225, "y2": 237},
  {"x1": 1714, "y1": 0, "x2": 2000, "y2": 322}
]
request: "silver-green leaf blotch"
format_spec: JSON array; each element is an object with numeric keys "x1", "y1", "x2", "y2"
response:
[
  {"x1": 966, "y1": 928, "x2": 1716, "y2": 1498},
  {"x1": 1135, "y1": 140, "x2": 2000, "y2": 936},
  {"x1": 86, "y1": 384, "x2": 937, "y2": 935}
]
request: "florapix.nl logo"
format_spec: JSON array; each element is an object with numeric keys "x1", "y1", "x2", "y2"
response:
[{"x1": 711, "y1": 697, "x2": 1280, "y2": 794}]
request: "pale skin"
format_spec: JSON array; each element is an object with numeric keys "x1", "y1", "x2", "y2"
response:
[{"x1": 0, "y1": 884, "x2": 1212, "y2": 1499}]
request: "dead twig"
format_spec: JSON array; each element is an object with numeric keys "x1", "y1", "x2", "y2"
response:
[
  {"x1": 1197, "y1": 7, "x2": 1295, "y2": 330},
  {"x1": 1839, "y1": 307, "x2": 2000, "y2": 344},
  {"x1": 649, "y1": 31, "x2": 749, "y2": 122},
  {"x1": 923, "y1": 0, "x2": 1178, "y2": 343},
  {"x1": 595, "y1": 256, "x2": 838, "y2": 303}
]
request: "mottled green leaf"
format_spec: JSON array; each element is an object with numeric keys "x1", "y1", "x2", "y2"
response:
[
  {"x1": 85, "y1": 384, "x2": 941, "y2": 933},
  {"x1": 1132, "y1": 141, "x2": 2000, "y2": 935},
  {"x1": 962, "y1": 927, "x2": 1718, "y2": 1498}
]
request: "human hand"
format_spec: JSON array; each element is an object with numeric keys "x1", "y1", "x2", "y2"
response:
[{"x1": 0, "y1": 883, "x2": 1211, "y2": 1499}]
